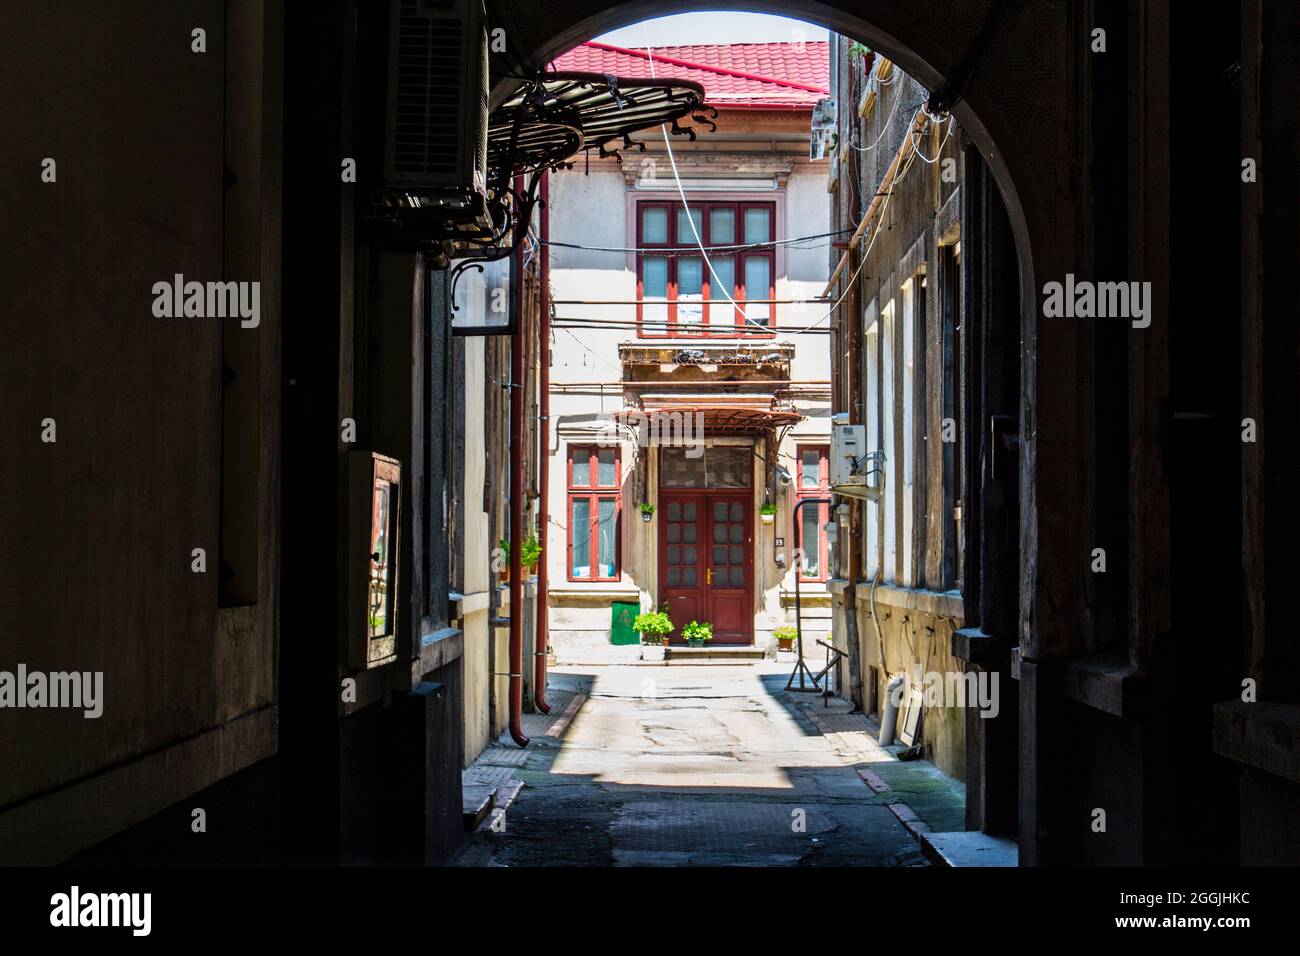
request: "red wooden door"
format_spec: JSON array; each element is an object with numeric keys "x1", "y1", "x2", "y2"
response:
[{"x1": 660, "y1": 491, "x2": 753, "y2": 645}]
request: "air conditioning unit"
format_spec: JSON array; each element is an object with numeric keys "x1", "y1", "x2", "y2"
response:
[
  {"x1": 384, "y1": 0, "x2": 489, "y2": 199},
  {"x1": 830, "y1": 424, "x2": 882, "y2": 499}
]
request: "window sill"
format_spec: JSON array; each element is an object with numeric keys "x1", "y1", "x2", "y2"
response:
[
  {"x1": 549, "y1": 584, "x2": 641, "y2": 605},
  {"x1": 828, "y1": 579, "x2": 964, "y2": 619},
  {"x1": 1060, "y1": 653, "x2": 1145, "y2": 718},
  {"x1": 1213, "y1": 700, "x2": 1300, "y2": 785}
]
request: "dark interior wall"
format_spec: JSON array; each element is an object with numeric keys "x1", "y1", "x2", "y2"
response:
[{"x1": 0, "y1": 0, "x2": 280, "y2": 864}]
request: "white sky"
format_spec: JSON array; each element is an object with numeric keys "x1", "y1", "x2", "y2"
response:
[{"x1": 596, "y1": 12, "x2": 829, "y2": 48}]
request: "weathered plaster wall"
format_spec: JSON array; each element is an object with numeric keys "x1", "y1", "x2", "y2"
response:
[{"x1": 0, "y1": 0, "x2": 280, "y2": 864}]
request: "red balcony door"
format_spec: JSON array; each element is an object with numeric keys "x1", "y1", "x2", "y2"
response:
[{"x1": 660, "y1": 491, "x2": 753, "y2": 645}]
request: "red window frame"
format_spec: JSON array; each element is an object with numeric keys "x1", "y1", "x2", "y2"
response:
[
  {"x1": 795, "y1": 444, "x2": 831, "y2": 582},
  {"x1": 636, "y1": 200, "x2": 776, "y2": 339},
  {"x1": 566, "y1": 445, "x2": 622, "y2": 582}
]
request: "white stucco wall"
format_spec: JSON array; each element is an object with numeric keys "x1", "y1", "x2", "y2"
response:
[{"x1": 543, "y1": 154, "x2": 831, "y2": 660}]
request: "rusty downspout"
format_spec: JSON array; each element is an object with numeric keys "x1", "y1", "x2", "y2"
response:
[
  {"x1": 509, "y1": 175, "x2": 530, "y2": 747},
  {"x1": 534, "y1": 171, "x2": 552, "y2": 714}
]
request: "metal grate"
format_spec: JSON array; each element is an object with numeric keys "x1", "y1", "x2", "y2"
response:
[{"x1": 392, "y1": 1, "x2": 463, "y2": 176}]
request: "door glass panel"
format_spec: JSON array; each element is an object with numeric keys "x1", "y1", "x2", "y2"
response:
[
  {"x1": 596, "y1": 448, "x2": 617, "y2": 486},
  {"x1": 597, "y1": 498, "x2": 617, "y2": 576},
  {"x1": 667, "y1": 524, "x2": 681, "y2": 543},
  {"x1": 707, "y1": 256, "x2": 735, "y2": 328},
  {"x1": 683, "y1": 568, "x2": 697, "y2": 586},
  {"x1": 743, "y1": 257, "x2": 771, "y2": 327},
  {"x1": 678, "y1": 256, "x2": 704, "y2": 331},
  {"x1": 642, "y1": 206, "x2": 668, "y2": 243},
  {"x1": 682, "y1": 524, "x2": 696, "y2": 543},
  {"x1": 800, "y1": 507, "x2": 820, "y2": 576},
  {"x1": 571, "y1": 448, "x2": 591, "y2": 487},
  {"x1": 713, "y1": 545, "x2": 728, "y2": 564},
  {"x1": 682, "y1": 546, "x2": 696, "y2": 565},
  {"x1": 660, "y1": 450, "x2": 708, "y2": 488},
  {"x1": 729, "y1": 545, "x2": 744, "y2": 565},
  {"x1": 666, "y1": 501, "x2": 681, "y2": 521},
  {"x1": 713, "y1": 501, "x2": 728, "y2": 522},
  {"x1": 706, "y1": 447, "x2": 753, "y2": 488},
  {"x1": 729, "y1": 502, "x2": 743, "y2": 522},
  {"x1": 667, "y1": 567, "x2": 681, "y2": 586},
  {"x1": 710, "y1": 207, "x2": 735, "y2": 244},
  {"x1": 744, "y1": 206, "x2": 771, "y2": 242},
  {"x1": 571, "y1": 498, "x2": 591, "y2": 577},
  {"x1": 801, "y1": 448, "x2": 820, "y2": 488},
  {"x1": 677, "y1": 206, "x2": 703, "y2": 243},
  {"x1": 667, "y1": 545, "x2": 681, "y2": 566},
  {"x1": 729, "y1": 524, "x2": 743, "y2": 544},
  {"x1": 682, "y1": 502, "x2": 696, "y2": 522},
  {"x1": 729, "y1": 567, "x2": 745, "y2": 586},
  {"x1": 643, "y1": 256, "x2": 669, "y2": 333}
]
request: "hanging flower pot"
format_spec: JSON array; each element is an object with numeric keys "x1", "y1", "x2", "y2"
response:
[
  {"x1": 639, "y1": 502, "x2": 654, "y2": 523},
  {"x1": 760, "y1": 503, "x2": 777, "y2": 525}
]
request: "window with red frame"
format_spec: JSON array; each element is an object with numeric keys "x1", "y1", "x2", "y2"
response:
[
  {"x1": 567, "y1": 445, "x2": 621, "y2": 581},
  {"x1": 795, "y1": 445, "x2": 830, "y2": 581},
  {"x1": 637, "y1": 201, "x2": 776, "y2": 338}
]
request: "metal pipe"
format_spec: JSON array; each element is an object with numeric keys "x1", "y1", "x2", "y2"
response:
[
  {"x1": 534, "y1": 171, "x2": 552, "y2": 715},
  {"x1": 508, "y1": 175, "x2": 529, "y2": 748}
]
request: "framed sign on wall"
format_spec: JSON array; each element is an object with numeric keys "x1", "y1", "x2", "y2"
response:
[{"x1": 449, "y1": 253, "x2": 515, "y2": 335}]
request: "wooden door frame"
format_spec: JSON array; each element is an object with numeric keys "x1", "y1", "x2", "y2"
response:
[{"x1": 658, "y1": 486, "x2": 756, "y2": 645}]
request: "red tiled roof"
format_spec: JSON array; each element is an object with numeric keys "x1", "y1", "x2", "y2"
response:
[{"x1": 551, "y1": 40, "x2": 829, "y2": 109}]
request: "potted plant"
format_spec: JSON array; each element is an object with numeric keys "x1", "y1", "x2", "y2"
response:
[
  {"x1": 848, "y1": 41, "x2": 874, "y2": 78},
  {"x1": 759, "y1": 502, "x2": 777, "y2": 525},
  {"x1": 520, "y1": 533, "x2": 542, "y2": 574},
  {"x1": 682, "y1": 620, "x2": 712, "y2": 647},
  {"x1": 774, "y1": 625, "x2": 797, "y2": 652},
  {"x1": 639, "y1": 502, "x2": 655, "y2": 523},
  {"x1": 497, "y1": 539, "x2": 509, "y2": 584},
  {"x1": 633, "y1": 610, "x2": 672, "y2": 644}
]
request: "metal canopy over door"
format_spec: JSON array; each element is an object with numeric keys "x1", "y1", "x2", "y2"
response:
[{"x1": 658, "y1": 445, "x2": 754, "y2": 645}]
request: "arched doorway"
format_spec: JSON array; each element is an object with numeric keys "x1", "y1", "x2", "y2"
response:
[{"x1": 492, "y1": 0, "x2": 1081, "y2": 860}]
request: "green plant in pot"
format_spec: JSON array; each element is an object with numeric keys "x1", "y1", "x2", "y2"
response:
[
  {"x1": 497, "y1": 539, "x2": 510, "y2": 583},
  {"x1": 633, "y1": 610, "x2": 673, "y2": 645},
  {"x1": 639, "y1": 502, "x2": 655, "y2": 523},
  {"x1": 682, "y1": 620, "x2": 713, "y2": 647},
  {"x1": 759, "y1": 501, "x2": 777, "y2": 524},
  {"x1": 773, "y1": 624, "x2": 797, "y2": 652},
  {"x1": 848, "y1": 41, "x2": 874, "y2": 76},
  {"x1": 520, "y1": 533, "x2": 542, "y2": 573}
]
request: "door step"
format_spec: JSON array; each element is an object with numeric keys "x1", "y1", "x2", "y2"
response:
[{"x1": 665, "y1": 646, "x2": 766, "y2": 662}]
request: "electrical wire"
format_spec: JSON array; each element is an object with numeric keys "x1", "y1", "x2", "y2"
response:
[
  {"x1": 907, "y1": 112, "x2": 956, "y2": 164},
  {"x1": 558, "y1": 326, "x2": 623, "y2": 374},
  {"x1": 539, "y1": 229, "x2": 853, "y2": 256},
  {"x1": 848, "y1": 76, "x2": 904, "y2": 152},
  {"x1": 640, "y1": 34, "x2": 770, "y2": 334}
]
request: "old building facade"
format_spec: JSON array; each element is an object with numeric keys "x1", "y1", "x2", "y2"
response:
[{"x1": 543, "y1": 41, "x2": 834, "y2": 660}]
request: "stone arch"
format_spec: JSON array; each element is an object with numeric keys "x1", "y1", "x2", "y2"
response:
[{"x1": 494, "y1": 0, "x2": 1083, "y2": 675}]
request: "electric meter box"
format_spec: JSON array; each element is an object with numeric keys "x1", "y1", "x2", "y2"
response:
[
  {"x1": 347, "y1": 451, "x2": 402, "y2": 670},
  {"x1": 830, "y1": 424, "x2": 867, "y2": 489}
]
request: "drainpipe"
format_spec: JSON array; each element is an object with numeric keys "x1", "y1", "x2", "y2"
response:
[
  {"x1": 508, "y1": 175, "x2": 530, "y2": 748},
  {"x1": 534, "y1": 171, "x2": 552, "y2": 714}
]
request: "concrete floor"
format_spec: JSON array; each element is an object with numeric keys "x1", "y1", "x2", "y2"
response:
[{"x1": 454, "y1": 664, "x2": 932, "y2": 866}]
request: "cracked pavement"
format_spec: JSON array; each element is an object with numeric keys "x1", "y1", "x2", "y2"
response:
[{"x1": 453, "y1": 664, "x2": 931, "y2": 867}]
